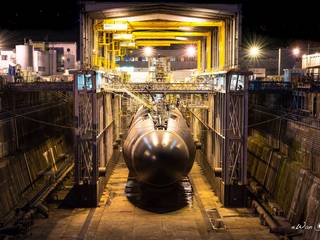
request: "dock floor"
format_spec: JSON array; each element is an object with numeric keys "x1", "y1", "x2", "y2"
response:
[{"x1": 27, "y1": 154, "x2": 279, "y2": 240}]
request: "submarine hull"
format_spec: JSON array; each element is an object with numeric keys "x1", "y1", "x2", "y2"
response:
[{"x1": 123, "y1": 106, "x2": 196, "y2": 187}]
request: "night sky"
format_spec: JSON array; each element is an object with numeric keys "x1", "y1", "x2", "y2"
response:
[{"x1": 0, "y1": 0, "x2": 319, "y2": 47}]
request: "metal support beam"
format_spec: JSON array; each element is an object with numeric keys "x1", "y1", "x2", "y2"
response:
[
  {"x1": 206, "y1": 32, "x2": 212, "y2": 71},
  {"x1": 136, "y1": 40, "x2": 197, "y2": 47},
  {"x1": 133, "y1": 31, "x2": 211, "y2": 38},
  {"x1": 73, "y1": 71, "x2": 115, "y2": 206},
  {"x1": 192, "y1": 70, "x2": 250, "y2": 207},
  {"x1": 218, "y1": 22, "x2": 226, "y2": 70},
  {"x1": 197, "y1": 40, "x2": 202, "y2": 72},
  {"x1": 127, "y1": 21, "x2": 224, "y2": 28}
]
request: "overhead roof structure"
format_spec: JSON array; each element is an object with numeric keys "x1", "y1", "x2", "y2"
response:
[{"x1": 80, "y1": 2, "x2": 241, "y2": 72}]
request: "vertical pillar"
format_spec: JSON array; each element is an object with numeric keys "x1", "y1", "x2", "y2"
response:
[
  {"x1": 93, "y1": 23, "x2": 98, "y2": 67},
  {"x1": 111, "y1": 41, "x2": 116, "y2": 70},
  {"x1": 207, "y1": 94, "x2": 214, "y2": 166},
  {"x1": 101, "y1": 94, "x2": 106, "y2": 168},
  {"x1": 218, "y1": 22, "x2": 225, "y2": 71},
  {"x1": 114, "y1": 95, "x2": 121, "y2": 140},
  {"x1": 197, "y1": 40, "x2": 202, "y2": 73},
  {"x1": 211, "y1": 28, "x2": 217, "y2": 71},
  {"x1": 278, "y1": 48, "x2": 282, "y2": 77},
  {"x1": 192, "y1": 108, "x2": 200, "y2": 142},
  {"x1": 91, "y1": 74, "x2": 98, "y2": 184},
  {"x1": 73, "y1": 73, "x2": 80, "y2": 184},
  {"x1": 206, "y1": 32, "x2": 212, "y2": 72},
  {"x1": 201, "y1": 39, "x2": 206, "y2": 72}
]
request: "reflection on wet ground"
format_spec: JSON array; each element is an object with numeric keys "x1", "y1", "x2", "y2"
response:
[{"x1": 125, "y1": 174, "x2": 193, "y2": 213}]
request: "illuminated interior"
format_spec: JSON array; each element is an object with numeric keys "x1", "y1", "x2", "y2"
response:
[{"x1": 92, "y1": 17, "x2": 224, "y2": 72}]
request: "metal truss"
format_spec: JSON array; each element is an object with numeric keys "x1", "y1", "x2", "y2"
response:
[
  {"x1": 212, "y1": 71, "x2": 248, "y2": 186},
  {"x1": 74, "y1": 71, "x2": 96, "y2": 185},
  {"x1": 74, "y1": 71, "x2": 115, "y2": 197}
]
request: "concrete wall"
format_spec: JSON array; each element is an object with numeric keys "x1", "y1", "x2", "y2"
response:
[
  {"x1": 0, "y1": 137, "x2": 71, "y2": 220},
  {"x1": 0, "y1": 91, "x2": 73, "y2": 222},
  {"x1": 248, "y1": 118, "x2": 320, "y2": 239}
]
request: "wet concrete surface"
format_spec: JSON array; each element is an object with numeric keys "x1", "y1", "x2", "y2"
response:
[
  {"x1": 26, "y1": 155, "x2": 280, "y2": 240},
  {"x1": 125, "y1": 173, "x2": 193, "y2": 213}
]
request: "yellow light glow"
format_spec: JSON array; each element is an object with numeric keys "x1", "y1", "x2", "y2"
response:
[
  {"x1": 103, "y1": 23, "x2": 128, "y2": 31},
  {"x1": 113, "y1": 34, "x2": 133, "y2": 40},
  {"x1": 186, "y1": 46, "x2": 196, "y2": 57},
  {"x1": 143, "y1": 47, "x2": 154, "y2": 57}
]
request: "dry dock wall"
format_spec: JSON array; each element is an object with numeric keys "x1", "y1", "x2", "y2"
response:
[
  {"x1": 0, "y1": 137, "x2": 71, "y2": 221},
  {"x1": 249, "y1": 118, "x2": 320, "y2": 239},
  {"x1": 0, "y1": 91, "x2": 73, "y2": 223}
]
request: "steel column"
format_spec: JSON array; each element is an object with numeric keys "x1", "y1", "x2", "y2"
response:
[{"x1": 73, "y1": 71, "x2": 115, "y2": 206}]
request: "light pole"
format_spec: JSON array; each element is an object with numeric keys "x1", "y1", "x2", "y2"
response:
[{"x1": 278, "y1": 48, "x2": 281, "y2": 77}]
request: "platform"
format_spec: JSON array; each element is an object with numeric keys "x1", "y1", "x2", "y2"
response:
[{"x1": 27, "y1": 154, "x2": 279, "y2": 240}]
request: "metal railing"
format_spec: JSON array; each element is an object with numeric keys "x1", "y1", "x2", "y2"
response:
[
  {"x1": 249, "y1": 81, "x2": 292, "y2": 91},
  {"x1": 103, "y1": 82, "x2": 214, "y2": 94}
]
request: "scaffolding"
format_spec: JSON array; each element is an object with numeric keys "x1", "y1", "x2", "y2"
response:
[
  {"x1": 73, "y1": 70, "x2": 117, "y2": 206},
  {"x1": 73, "y1": 69, "x2": 249, "y2": 207},
  {"x1": 191, "y1": 70, "x2": 249, "y2": 207}
]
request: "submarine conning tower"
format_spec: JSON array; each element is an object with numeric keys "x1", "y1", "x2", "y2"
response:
[{"x1": 123, "y1": 106, "x2": 196, "y2": 187}]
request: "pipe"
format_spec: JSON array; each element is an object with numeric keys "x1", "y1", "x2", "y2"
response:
[
  {"x1": 252, "y1": 200, "x2": 286, "y2": 234},
  {"x1": 252, "y1": 200, "x2": 278, "y2": 231}
]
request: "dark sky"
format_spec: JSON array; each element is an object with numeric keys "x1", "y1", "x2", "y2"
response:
[{"x1": 0, "y1": 0, "x2": 319, "y2": 47}]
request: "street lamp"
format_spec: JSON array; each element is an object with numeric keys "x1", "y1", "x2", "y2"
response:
[
  {"x1": 248, "y1": 46, "x2": 261, "y2": 58},
  {"x1": 292, "y1": 47, "x2": 300, "y2": 57}
]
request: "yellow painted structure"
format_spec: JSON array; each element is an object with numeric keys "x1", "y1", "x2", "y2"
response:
[{"x1": 92, "y1": 18, "x2": 226, "y2": 72}]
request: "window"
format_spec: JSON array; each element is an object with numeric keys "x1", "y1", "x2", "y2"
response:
[
  {"x1": 214, "y1": 74, "x2": 226, "y2": 91},
  {"x1": 77, "y1": 74, "x2": 85, "y2": 90},
  {"x1": 230, "y1": 74, "x2": 238, "y2": 90},
  {"x1": 230, "y1": 74, "x2": 245, "y2": 91},
  {"x1": 1, "y1": 55, "x2": 8, "y2": 60},
  {"x1": 85, "y1": 74, "x2": 93, "y2": 90},
  {"x1": 238, "y1": 75, "x2": 244, "y2": 90}
]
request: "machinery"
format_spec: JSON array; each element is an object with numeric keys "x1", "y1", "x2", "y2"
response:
[{"x1": 123, "y1": 105, "x2": 196, "y2": 187}]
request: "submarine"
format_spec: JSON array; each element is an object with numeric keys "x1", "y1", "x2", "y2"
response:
[{"x1": 123, "y1": 105, "x2": 196, "y2": 187}]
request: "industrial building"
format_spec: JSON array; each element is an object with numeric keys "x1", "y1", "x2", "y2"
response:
[
  {"x1": 0, "y1": 40, "x2": 78, "y2": 81},
  {"x1": 0, "y1": 2, "x2": 319, "y2": 240}
]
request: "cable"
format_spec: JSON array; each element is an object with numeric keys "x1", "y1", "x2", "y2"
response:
[
  {"x1": 0, "y1": 101, "x2": 70, "y2": 124},
  {"x1": 187, "y1": 107, "x2": 286, "y2": 132},
  {"x1": 251, "y1": 107, "x2": 320, "y2": 131},
  {"x1": 11, "y1": 111, "x2": 75, "y2": 130}
]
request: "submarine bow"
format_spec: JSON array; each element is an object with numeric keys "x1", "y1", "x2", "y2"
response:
[{"x1": 123, "y1": 106, "x2": 196, "y2": 187}]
